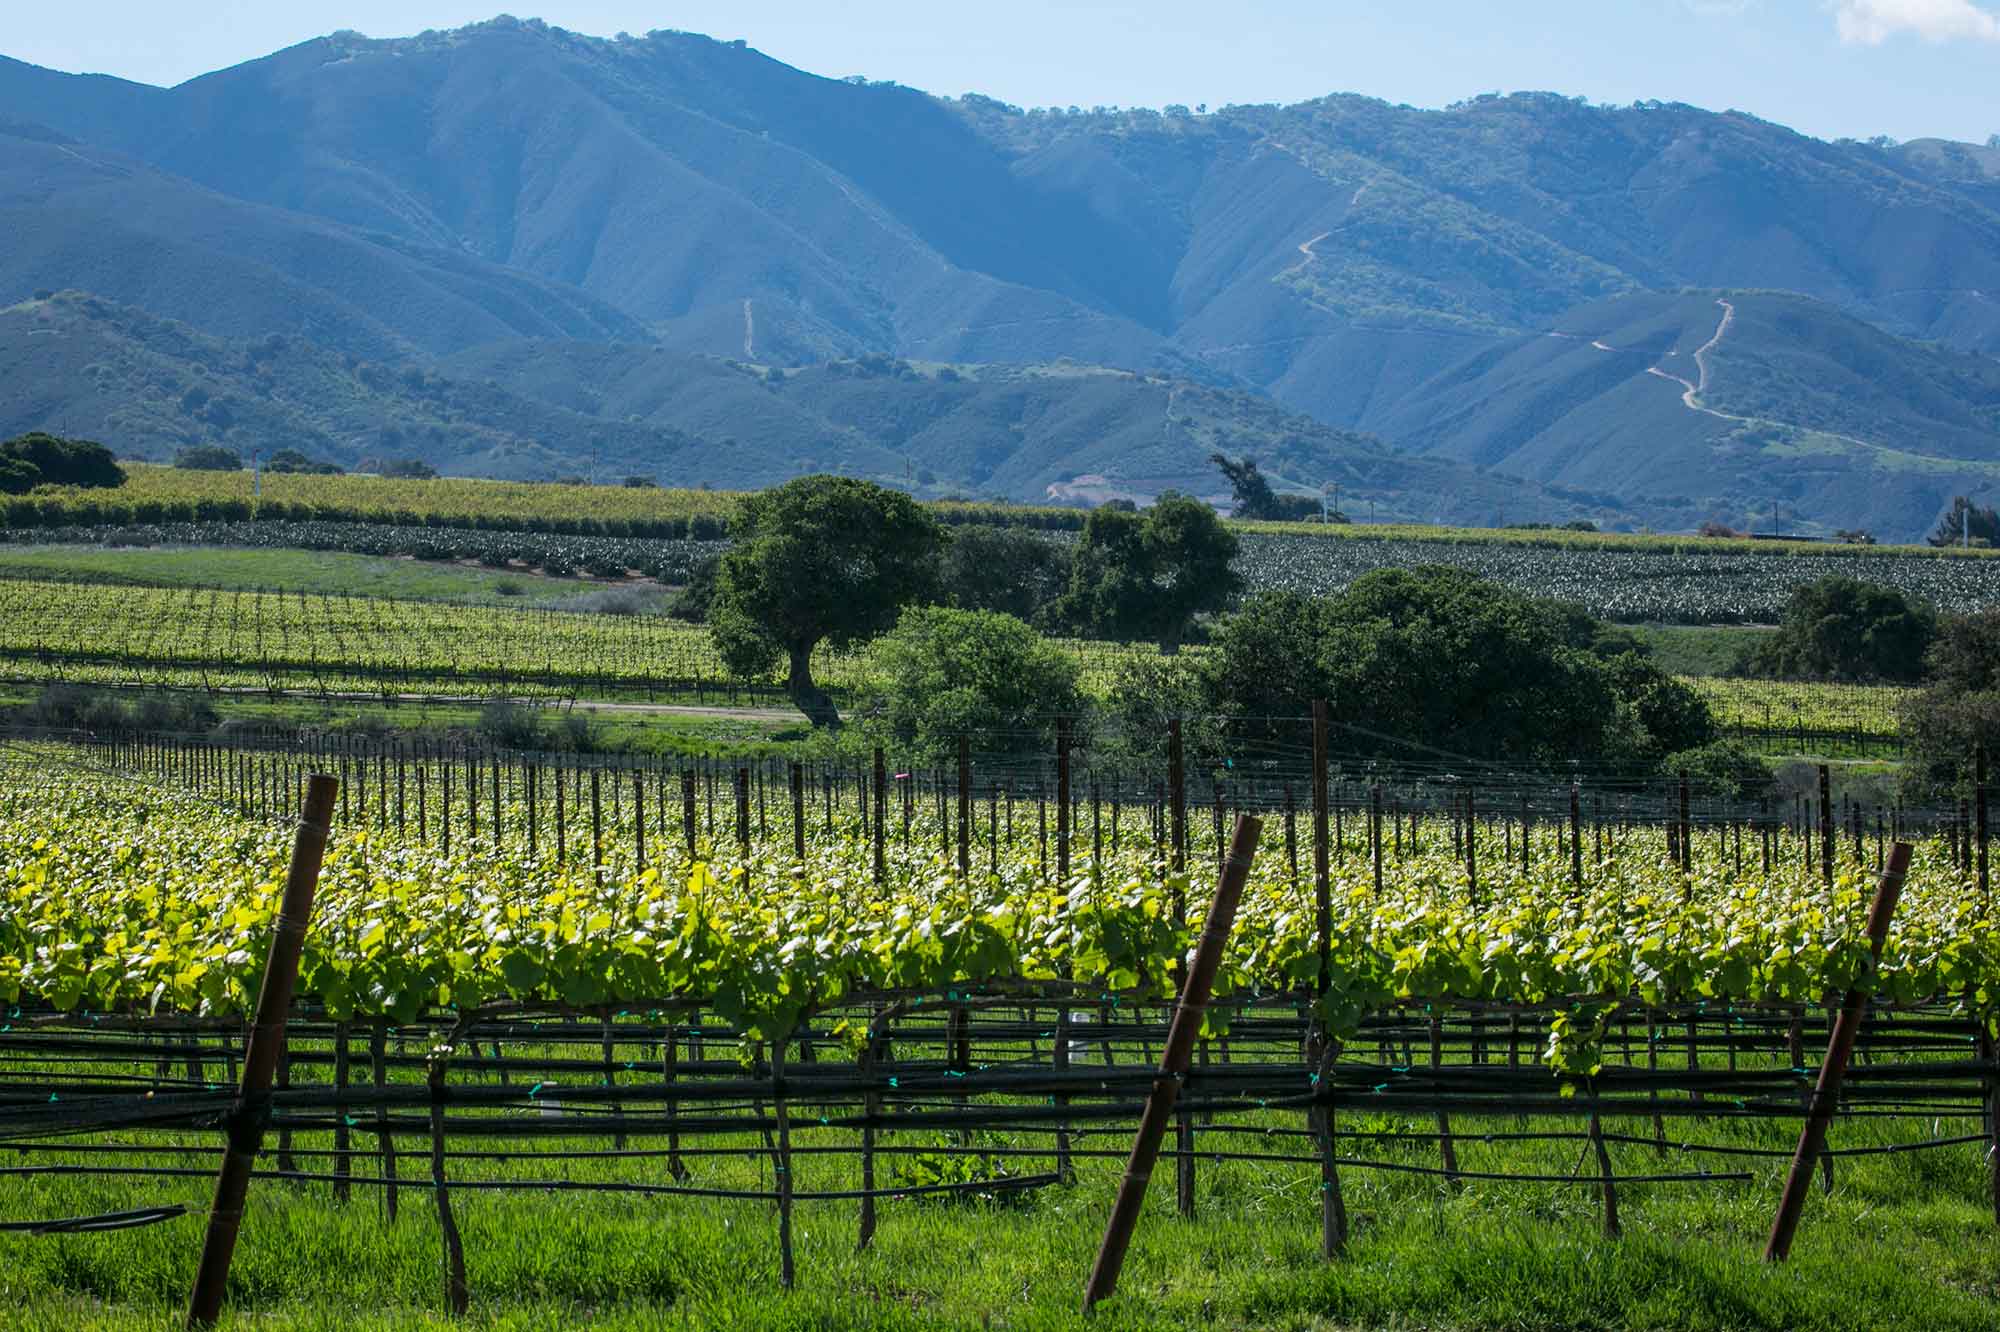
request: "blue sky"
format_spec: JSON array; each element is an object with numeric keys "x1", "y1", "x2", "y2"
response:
[{"x1": 5, "y1": 2, "x2": 1997, "y2": 144}]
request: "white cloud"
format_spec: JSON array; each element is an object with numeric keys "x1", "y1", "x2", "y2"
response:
[{"x1": 1832, "y1": 0, "x2": 2000, "y2": 43}]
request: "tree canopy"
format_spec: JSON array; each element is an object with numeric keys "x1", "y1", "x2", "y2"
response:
[
  {"x1": 1899, "y1": 610, "x2": 2000, "y2": 796},
  {"x1": 0, "y1": 434, "x2": 124, "y2": 494},
  {"x1": 1749, "y1": 576, "x2": 1936, "y2": 683},
  {"x1": 709, "y1": 475, "x2": 944, "y2": 727},
  {"x1": 1198, "y1": 567, "x2": 1714, "y2": 768},
  {"x1": 173, "y1": 445, "x2": 242, "y2": 471},
  {"x1": 265, "y1": 448, "x2": 342, "y2": 475},
  {"x1": 1057, "y1": 492, "x2": 1239, "y2": 648},
  {"x1": 937, "y1": 525, "x2": 1071, "y2": 626},
  {"x1": 869, "y1": 607, "x2": 1083, "y2": 759},
  {"x1": 1930, "y1": 496, "x2": 1999, "y2": 548},
  {"x1": 1209, "y1": 453, "x2": 1327, "y2": 521}
]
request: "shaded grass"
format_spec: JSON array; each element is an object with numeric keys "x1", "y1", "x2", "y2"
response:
[
  {"x1": 1629, "y1": 625, "x2": 1772, "y2": 678},
  {"x1": 4, "y1": 1098, "x2": 1996, "y2": 1331}
]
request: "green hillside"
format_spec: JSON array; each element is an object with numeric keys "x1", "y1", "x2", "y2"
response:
[
  {"x1": 2, "y1": 292, "x2": 1585, "y2": 518},
  {"x1": 2, "y1": 22, "x2": 1999, "y2": 536},
  {"x1": 1372, "y1": 290, "x2": 2000, "y2": 540}
]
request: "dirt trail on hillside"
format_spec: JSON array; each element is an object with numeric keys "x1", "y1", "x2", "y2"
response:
[
  {"x1": 1647, "y1": 298, "x2": 1738, "y2": 420},
  {"x1": 1280, "y1": 231, "x2": 1332, "y2": 279}
]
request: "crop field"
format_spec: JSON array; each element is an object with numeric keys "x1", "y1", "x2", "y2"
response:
[
  {"x1": 0, "y1": 575, "x2": 1156, "y2": 702},
  {"x1": 1684, "y1": 677, "x2": 1910, "y2": 755},
  {"x1": 0, "y1": 520, "x2": 729, "y2": 584},
  {"x1": 4, "y1": 738, "x2": 1999, "y2": 1329},
  {"x1": 0, "y1": 577, "x2": 1911, "y2": 755},
  {"x1": 1234, "y1": 531, "x2": 2000, "y2": 623},
  {"x1": 0, "y1": 574, "x2": 1901, "y2": 749},
  {"x1": 18, "y1": 464, "x2": 2000, "y2": 558},
  {"x1": 0, "y1": 466, "x2": 1085, "y2": 537},
  {"x1": 11, "y1": 517, "x2": 2000, "y2": 628},
  {"x1": 6, "y1": 738, "x2": 1980, "y2": 1033}
]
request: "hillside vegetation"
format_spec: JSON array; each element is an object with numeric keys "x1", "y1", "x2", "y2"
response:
[
  {"x1": 1, "y1": 21, "x2": 1998, "y2": 536},
  {"x1": 1375, "y1": 290, "x2": 2000, "y2": 538},
  {"x1": 0, "y1": 293, "x2": 1579, "y2": 518}
]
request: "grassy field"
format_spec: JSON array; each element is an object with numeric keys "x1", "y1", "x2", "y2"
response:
[
  {"x1": 7, "y1": 1105, "x2": 1996, "y2": 1332},
  {"x1": 1628, "y1": 625, "x2": 1770, "y2": 676}
]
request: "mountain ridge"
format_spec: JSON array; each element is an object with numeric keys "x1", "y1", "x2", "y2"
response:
[
  {"x1": 0, "y1": 17, "x2": 1995, "y2": 539},
  {"x1": 3, "y1": 288, "x2": 1597, "y2": 524}
]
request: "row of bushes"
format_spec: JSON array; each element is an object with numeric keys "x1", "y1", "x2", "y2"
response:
[
  {"x1": 0, "y1": 495, "x2": 737, "y2": 540},
  {"x1": 0, "y1": 496, "x2": 1098, "y2": 538}
]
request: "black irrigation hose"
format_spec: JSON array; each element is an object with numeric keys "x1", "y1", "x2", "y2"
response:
[{"x1": 0, "y1": 1203, "x2": 190, "y2": 1234}]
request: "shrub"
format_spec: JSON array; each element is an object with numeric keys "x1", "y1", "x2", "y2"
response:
[
  {"x1": 475, "y1": 699, "x2": 545, "y2": 750},
  {"x1": 1750, "y1": 576, "x2": 1935, "y2": 683},
  {"x1": 937, "y1": 526, "x2": 1071, "y2": 626},
  {"x1": 1899, "y1": 610, "x2": 2000, "y2": 796},
  {"x1": 1055, "y1": 492, "x2": 1238, "y2": 649},
  {"x1": 1, "y1": 434, "x2": 125, "y2": 491},
  {"x1": 1200, "y1": 568, "x2": 1714, "y2": 769},
  {"x1": 869, "y1": 607, "x2": 1084, "y2": 759},
  {"x1": 173, "y1": 445, "x2": 242, "y2": 471}
]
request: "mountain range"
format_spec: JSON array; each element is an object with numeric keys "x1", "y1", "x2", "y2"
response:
[{"x1": 2, "y1": 16, "x2": 1997, "y2": 538}]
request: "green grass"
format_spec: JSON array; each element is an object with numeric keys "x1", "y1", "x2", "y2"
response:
[
  {"x1": 0, "y1": 545, "x2": 636, "y2": 608},
  {"x1": 1629, "y1": 625, "x2": 1771, "y2": 677},
  {"x1": 6, "y1": 1108, "x2": 1997, "y2": 1332}
]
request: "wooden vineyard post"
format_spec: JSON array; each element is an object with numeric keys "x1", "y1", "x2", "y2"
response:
[
  {"x1": 1309, "y1": 700, "x2": 1346, "y2": 1258},
  {"x1": 1818, "y1": 765, "x2": 1834, "y2": 892},
  {"x1": 590, "y1": 767, "x2": 604, "y2": 891},
  {"x1": 554, "y1": 766, "x2": 567, "y2": 862},
  {"x1": 633, "y1": 771, "x2": 646, "y2": 872},
  {"x1": 1169, "y1": 720, "x2": 1187, "y2": 888},
  {"x1": 1054, "y1": 722, "x2": 1070, "y2": 883},
  {"x1": 332, "y1": 1022, "x2": 351, "y2": 1204},
  {"x1": 790, "y1": 762, "x2": 806, "y2": 862},
  {"x1": 682, "y1": 770, "x2": 697, "y2": 858},
  {"x1": 872, "y1": 748, "x2": 887, "y2": 885},
  {"x1": 1570, "y1": 783, "x2": 1584, "y2": 893},
  {"x1": 373, "y1": 1018, "x2": 398, "y2": 1224},
  {"x1": 1588, "y1": 1092, "x2": 1621, "y2": 1239},
  {"x1": 186, "y1": 773, "x2": 337, "y2": 1330},
  {"x1": 427, "y1": 1029, "x2": 470, "y2": 1315},
  {"x1": 1167, "y1": 719, "x2": 1194, "y2": 1217},
  {"x1": 960, "y1": 735, "x2": 974, "y2": 879},
  {"x1": 1978, "y1": 745, "x2": 1990, "y2": 911},
  {"x1": 1678, "y1": 776, "x2": 1692, "y2": 876},
  {"x1": 1369, "y1": 783, "x2": 1384, "y2": 896},
  {"x1": 1081, "y1": 814, "x2": 1262, "y2": 1315},
  {"x1": 1764, "y1": 842, "x2": 1912, "y2": 1262},
  {"x1": 733, "y1": 767, "x2": 749, "y2": 850},
  {"x1": 1464, "y1": 785, "x2": 1479, "y2": 904}
]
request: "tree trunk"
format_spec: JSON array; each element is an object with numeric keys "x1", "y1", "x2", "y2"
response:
[{"x1": 789, "y1": 647, "x2": 841, "y2": 729}]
